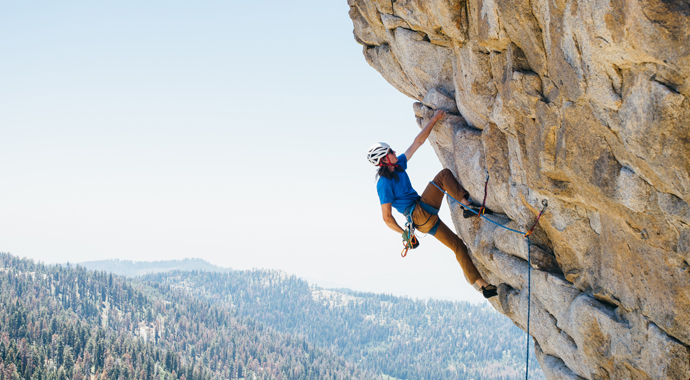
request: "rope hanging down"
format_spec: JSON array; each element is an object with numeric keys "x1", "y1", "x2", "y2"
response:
[
  {"x1": 524, "y1": 199, "x2": 546, "y2": 380},
  {"x1": 526, "y1": 238, "x2": 532, "y2": 380},
  {"x1": 429, "y1": 180, "x2": 548, "y2": 379}
]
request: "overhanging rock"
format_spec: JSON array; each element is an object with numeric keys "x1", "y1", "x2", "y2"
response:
[{"x1": 349, "y1": 0, "x2": 690, "y2": 378}]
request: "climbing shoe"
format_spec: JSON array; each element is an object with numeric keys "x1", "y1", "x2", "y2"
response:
[
  {"x1": 463, "y1": 206, "x2": 494, "y2": 218},
  {"x1": 481, "y1": 284, "x2": 498, "y2": 299}
]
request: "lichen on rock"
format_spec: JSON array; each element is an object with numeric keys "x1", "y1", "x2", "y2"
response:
[{"x1": 349, "y1": 0, "x2": 690, "y2": 378}]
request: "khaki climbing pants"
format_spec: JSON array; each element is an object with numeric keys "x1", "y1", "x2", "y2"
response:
[{"x1": 412, "y1": 168, "x2": 482, "y2": 285}]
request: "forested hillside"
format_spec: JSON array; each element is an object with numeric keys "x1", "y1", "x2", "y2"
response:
[
  {"x1": 0, "y1": 253, "x2": 376, "y2": 380},
  {"x1": 144, "y1": 270, "x2": 544, "y2": 379},
  {"x1": 0, "y1": 253, "x2": 543, "y2": 380},
  {"x1": 77, "y1": 259, "x2": 232, "y2": 278}
]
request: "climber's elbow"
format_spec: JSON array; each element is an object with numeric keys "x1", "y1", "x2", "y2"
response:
[{"x1": 381, "y1": 203, "x2": 394, "y2": 222}]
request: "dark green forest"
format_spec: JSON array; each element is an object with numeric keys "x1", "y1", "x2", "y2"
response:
[
  {"x1": 0, "y1": 254, "x2": 543, "y2": 380},
  {"x1": 143, "y1": 270, "x2": 543, "y2": 380},
  {"x1": 0, "y1": 254, "x2": 374, "y2": 380}
]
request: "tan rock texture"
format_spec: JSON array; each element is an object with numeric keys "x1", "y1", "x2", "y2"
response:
[{"x1": 349, "y1": 0, "x2": 690, "y2": 378}]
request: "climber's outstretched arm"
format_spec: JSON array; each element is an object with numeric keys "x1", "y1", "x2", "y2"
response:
[
  {"x1": 404, "y1": 109, "x2": 446, "y2": 161},
  {"x1": 381, "y1": 203, "x2": 404, "y2": 234}
]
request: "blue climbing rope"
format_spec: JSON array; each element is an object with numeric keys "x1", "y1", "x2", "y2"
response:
[
  {"x1": 429, "y1": 180, "x2": 547, "y2": 379},
  {"x1": 429, "y1": 182, "x2": 527, "y2": 235},
  {"x1": 526, "y1": 237, "x2": 531, "y2": 380}
]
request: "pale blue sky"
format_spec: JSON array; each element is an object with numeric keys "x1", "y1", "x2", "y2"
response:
[{"x1": 0, "y1": 1, "x2": 486, "y2": 303}]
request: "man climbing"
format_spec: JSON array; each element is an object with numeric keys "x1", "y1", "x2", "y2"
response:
[{"x1": 367, "y1": 109, "x2": 497, "y2": 299}]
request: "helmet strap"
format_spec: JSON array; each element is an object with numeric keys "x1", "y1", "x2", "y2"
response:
[{"x1": 378, "y1": 155, "x2": 398, "y2": 169}]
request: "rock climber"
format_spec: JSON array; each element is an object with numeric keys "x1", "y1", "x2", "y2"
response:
[{"x1": 367, "y1": 109, "x2": 498, "y2": 299}]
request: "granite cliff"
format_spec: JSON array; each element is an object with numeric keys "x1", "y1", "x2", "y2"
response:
[{"x1": 349, "y1": 0, "x2": 690, "y2": 378}]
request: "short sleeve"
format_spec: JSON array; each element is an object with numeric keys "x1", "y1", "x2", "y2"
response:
[
  {"x1": 377, "y1": 178, "x2": 395, "y2": 205},
  {"x1": 397, "y1": 154, "x2": 408, "y2": 170}
]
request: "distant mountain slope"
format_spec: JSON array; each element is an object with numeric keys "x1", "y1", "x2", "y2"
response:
[
  {"x1": 1, "y1": 253, "x2": 374, "y2": 380},
  {"x1": 76, "y1": 258, "x2": 232, "y2": 277},
  {"x1": 57, "y1": 257, "x2": 544, "y2": 379},
  {"x1": 144, "y1": 270, "x2": 545, "y2": 380}
]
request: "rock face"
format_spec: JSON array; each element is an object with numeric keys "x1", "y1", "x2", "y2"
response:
[{"x1": 349, "y1": 0, "x2": 690, "y2": 378}]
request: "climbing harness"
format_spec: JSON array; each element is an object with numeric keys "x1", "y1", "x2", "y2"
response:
[
  {"x1": 429, "y1": 180, "x2": 548, "y2": 380},
  {"x1": 400, "y1": 201, "x2": 440, "y2": 257}
]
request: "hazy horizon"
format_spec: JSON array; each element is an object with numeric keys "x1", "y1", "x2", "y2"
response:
[
  {"x1": 11, "y1": 255, "x2": 481, "y2": 302},
  {"x1": 0, "y1": 1, "x2": 488, "y2": 304}
]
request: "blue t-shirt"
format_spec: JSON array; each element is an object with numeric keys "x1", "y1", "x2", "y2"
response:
[{"x1": 376, "y1": 154, "x2": 421, "y2": 214}]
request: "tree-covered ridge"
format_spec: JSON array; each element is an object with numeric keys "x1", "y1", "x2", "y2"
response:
[
  {"x1": 76, "y1": 259, "x2": 232, "y2": 278},
  {"x1": 0, "y1": 253, "x2": 377, "y2": 380},
  {"x1": 144, "y1": 270, "x2": 545, "y2": 380}
]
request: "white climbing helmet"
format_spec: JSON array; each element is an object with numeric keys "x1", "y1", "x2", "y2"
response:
[{"x1": 367, "y1": 142, "x2": 392, "y2": 166}]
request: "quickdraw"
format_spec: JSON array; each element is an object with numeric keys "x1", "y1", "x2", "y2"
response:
[
  {"x1": 401, "y1": 222, "x2": 419, "y2": 257},
  {"x1": 524, "y1": 199, "x2": 548, "y2": 237}
]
